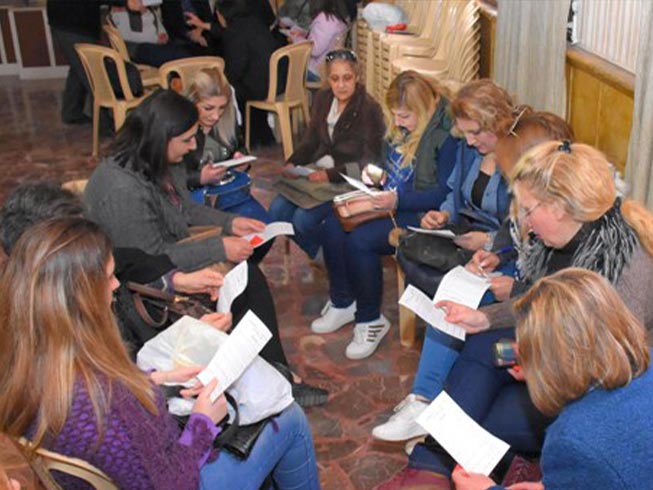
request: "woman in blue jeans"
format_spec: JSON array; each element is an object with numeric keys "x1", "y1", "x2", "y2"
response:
[
  {"x1": 269, "y1": 49, "x2": 385, "y2": 259},
  {"x1": 372, "y1": 109, "x2": 574, "y2": 444},
  {"x1": 424, "y1": 141, "x2": 653, "y2": 478},
  {"x1": 0, "y1": 217, "x2": 319, "y2": 490},
  {"x1": 311, "y1": 70, "x2": 456, "y2": 360}
]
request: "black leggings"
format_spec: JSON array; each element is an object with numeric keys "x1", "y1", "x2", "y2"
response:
[{"x1": 230, "y1": 261, "x2": 288, "y2": 367}]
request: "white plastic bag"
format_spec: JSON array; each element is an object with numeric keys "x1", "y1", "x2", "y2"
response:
[
  {"x1": 362, "y1": 3, "x2": 408, "y2": 31},
  {"x1": 137, "y1": 316, "x2": 293, "y2": 424}
]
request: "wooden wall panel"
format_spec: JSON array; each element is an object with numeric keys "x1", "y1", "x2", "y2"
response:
[
  {"x1": 14, "y1": 9, "x2": 49, "y2": 67},
  {"x1": 0, "y1": 7, "x2": 15, "y2": 63}
]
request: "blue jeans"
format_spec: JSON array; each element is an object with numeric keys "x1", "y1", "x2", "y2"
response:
[
  {"x1": 445, "y1": 328, "x2": 551, "y2": 453},
  {"x1": 412, "y1": 327, "x2": 464, "y2": 400},
  {"x1": 322, "y1": 211, "x2": 419, "y2": 323},
  {"x1": 199, "y1": 403, "x2": 319, "y2": 490},
  {"x1": 268, "y1": 195, "x2": 332, "y2": 258},
  {"x1": 410, "y1": 261, "x2": 517, "y2": 400},
  {"x1": 224, "y1": 197, "x2": 271, "y2": 224}
]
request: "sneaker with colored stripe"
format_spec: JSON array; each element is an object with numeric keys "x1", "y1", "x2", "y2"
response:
[{"x1": 345, "y1": 315, "x2": 390, "y2": 359}]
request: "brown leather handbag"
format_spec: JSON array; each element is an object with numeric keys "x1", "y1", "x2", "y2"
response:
[{"x1": 332, "y1": 190, "x2": 394, "y2": 232}]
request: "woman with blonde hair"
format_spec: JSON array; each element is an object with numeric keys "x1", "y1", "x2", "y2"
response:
[
  {"x1": 423, "y1": 141, "x2": 653, "y2": 477},
  {"x1": 454, "y1": 269, "x2": 653, "y2": 490},
  {"x1": 312, "y1": 70, "x2": 457, "y2": 360},
  {"x1": 0, "y1": 217, "x2": 319, "y2": 489},
  {"x1": 375, "y1": 113, "x2": 574, "y2": 444},
  {"x1": 182, "y1": 68, "x2": 271, "y2": 223}
]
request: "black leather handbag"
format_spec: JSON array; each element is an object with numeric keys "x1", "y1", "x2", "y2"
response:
[{"x1": 398, "y1": 231, "x2": 471, "y2": 271}]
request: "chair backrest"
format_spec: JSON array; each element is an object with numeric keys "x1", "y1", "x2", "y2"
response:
[
  {"x1": 18, "y1": 438, "x2": 118, "y2": 490},
  {"x1": 75, "y1": 43, "x2": 137, "y2": 106},
  {"x1": 158, "y1": 56, "x2": 226, "y2": 91},
  {"x1": 103, "y1": 22, "x2": 131, "y2": 62},
  {"x1": 266, "y1": 41, "x2": 312, "y2": 103}
]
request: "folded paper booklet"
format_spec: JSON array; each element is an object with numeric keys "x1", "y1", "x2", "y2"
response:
[
  {"x1": 197, "y1": 310, "x2": 272, "y2": 402},
  {"x1": 216, "y1": 261, "x2": 249, "y2": 313},
  {"x1": 211, "y1": 155, "x2": 257, "y2": 168},
  {"x1": 417, "y1": 392, "x2": 510, "y2": 476},
  {"x1": 398, "y1": 266, "x2": 490, "y2": 341},
  {"x1": 244, "y1": 222, "x2": 294, "y2": 248},
  {"x1": 407, "y1": 226, "x2": 457, "y2": 239}
]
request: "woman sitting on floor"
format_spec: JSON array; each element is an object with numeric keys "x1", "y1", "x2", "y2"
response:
[
  {"x1": 454, "y1": 269, "x2": 653, "y2": 490},
  {"x1": 269, "y1": 48, "x2": 385, "y2": 260},
  {"x1": 182, "y1": 67, "x2": 271, "y2": 224},
  {"x1": 311, "y1": 70, "x2": 457, "y2": 360},
  {"x1": 0, "y1": 217, "x2": 320, "y2": 490}
]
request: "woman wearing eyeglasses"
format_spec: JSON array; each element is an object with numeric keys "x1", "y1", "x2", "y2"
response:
[
  {"x1": 269, "y1": 48, "x2": 385, "y2": 260},
  {"x1": 453, "y1": 269, "x2": 653, "y2": 490},
  {"x1": 417, "y1": 142, "x2": 653, "y2": 478}
]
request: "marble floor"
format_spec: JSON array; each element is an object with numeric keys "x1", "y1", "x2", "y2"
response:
[{"x1": 0, "y1": 76, "x2": 441, "y2": 489}]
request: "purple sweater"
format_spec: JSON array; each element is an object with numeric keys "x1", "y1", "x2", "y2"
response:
[{"x1": 35, "y1": 379, "x2": 219, "y2": 490}]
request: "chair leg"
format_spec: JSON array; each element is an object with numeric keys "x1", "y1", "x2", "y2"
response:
[
  {"x1": 301, "y1": 97, "x2": 311, "y2": 126},
  {"x1": 113, "y1": 106, "x2": 127, "y2": 132},
  {"x1": 245, "y1": 104, "x2": 252, "y2": 153},
  {"x1": 277, "y1": 106, "x2": 294, "y2": 160},
  {"x1": 396, "y1": 262, "x2": 416, "y2": 347},
  {"x1": 92, "y1": 102, "x2": 100, "y2": 157}
]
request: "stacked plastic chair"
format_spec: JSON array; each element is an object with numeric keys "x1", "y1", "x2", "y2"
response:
[{"x1": 391, "y1": 0, "x2": 481, "y2": 85}]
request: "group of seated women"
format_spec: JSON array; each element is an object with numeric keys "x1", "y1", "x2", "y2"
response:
[{"x1": 2, "y1": 31, "x2": 653, "y2": 488}]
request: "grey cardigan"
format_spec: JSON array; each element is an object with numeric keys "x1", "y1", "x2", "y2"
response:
[
  {"x1": 484, "y1": 245, "x2": 653, "y2": 337},
  {"x1": 84, "y1": 158, "x2": 236, "y2": 271}
]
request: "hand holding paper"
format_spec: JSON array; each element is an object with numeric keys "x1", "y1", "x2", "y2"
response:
[
  {"x1": 197, "y1": 310, "x2": 272, "y2": 402},
  {"x1": 340, "y1": 173, "x2": 375, "y2": 195},
  {"x1": 399, "y1": 285, "x2": 466, "y2": 341},
  {"x1": 211, "y1": 155, "x2": 257, "y2": 168},
  {"x1": 244, "y1": 222, "x2": 294, "y2": 248},
  {"x1": 416, "y1": 392, "x2": 509, "y2": 476}
]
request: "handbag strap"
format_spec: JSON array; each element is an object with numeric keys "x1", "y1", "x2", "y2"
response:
[{"x1": 213, "y1": 392, "x2": 240, "y2": 449}]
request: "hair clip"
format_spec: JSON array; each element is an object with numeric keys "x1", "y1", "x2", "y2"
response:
[
  {"x1": 507, "y1": 107, "x2": 527, "y2": 137},
  {"x1": 558, "y1": 140, "x2": 572, "y2": 154}
]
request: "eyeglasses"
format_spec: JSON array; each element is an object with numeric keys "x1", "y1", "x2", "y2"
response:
[
  {"x1": 519, "y1": 202, "x2": 541, "y2": 220},
  {"x1": 325, "y1": 49, "x2": 357, "y2": 63}
]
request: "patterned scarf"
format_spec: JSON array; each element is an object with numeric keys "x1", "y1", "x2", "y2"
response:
[{"x1": 519, "y1": 198, "x2": 637, "y2": 285}]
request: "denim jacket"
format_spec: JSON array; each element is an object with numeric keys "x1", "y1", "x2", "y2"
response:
[{"x1": 439, "y1": 141, "x2": 510, "y2": 231}]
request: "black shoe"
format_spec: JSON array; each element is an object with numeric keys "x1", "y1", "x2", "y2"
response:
[
  {"x1": 273, "y1": 362, "x2": 329, "y2": 408},
  {"x1": 291, "y1": 382, "x2": 329, "y2": 408}
]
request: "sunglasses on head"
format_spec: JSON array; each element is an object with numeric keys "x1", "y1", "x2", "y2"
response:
[{"x1": 325, "y1": 49, "x2": 357, "y2": 63}]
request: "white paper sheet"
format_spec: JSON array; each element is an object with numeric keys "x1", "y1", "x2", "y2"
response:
[
  {"x1": 197, "y1": 310, "x2": 273, "y2": 402},
  {"x1": 399, "y1": 285, "x2": 466, "y2": 341},
  {"x1": 216, "y1": 261, "x2": 248, "y2": 313},
  {"x1": 211, "y1": 155, "x2": 257, "y2": 168},
  {"x1": 416, "y1": 392, "x2": 510, "y2": 476},
  {"x1": 340, "y1": 173, "x2": 375, "y2": 195},
  {"x1": 243, "y1": 222, "x2": 294, "y2": 248},
  {"x1": 285, "y1": 166, "x2": 315, "y2": 177},
  {"x1": 433, "y1": 266, "x2": 490, "y2": 308},
  {"x1": 407, "y1": 226, "x2": 457, "y2": 239}
]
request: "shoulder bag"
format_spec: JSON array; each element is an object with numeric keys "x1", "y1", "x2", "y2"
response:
[{"x1": 332, "y1": 190, "x2": 393, "y2": 232}]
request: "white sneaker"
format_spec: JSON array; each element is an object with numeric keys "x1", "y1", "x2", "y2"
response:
[
  {"x1": 345, "y1": 315, "x2": 390, "y2": 360},
  {"x1": 310, "y1": 301, "x2": 356, "y2": 334},
  {"x1": 372, "y1": 394, "x2": 429, "y2": 441}
]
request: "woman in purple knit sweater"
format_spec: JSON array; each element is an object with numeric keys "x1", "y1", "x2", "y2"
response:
[{"x1": 0, "y1": 218, "x2": 319, "y2": 490}]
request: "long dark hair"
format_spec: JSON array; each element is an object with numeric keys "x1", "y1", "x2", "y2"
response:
[
  {"x1": 109, "y1": 89, "x2": 198, "y2": 184},
  {"x1": 309, "y1": 0, "x2": 349, "y2": 23}
]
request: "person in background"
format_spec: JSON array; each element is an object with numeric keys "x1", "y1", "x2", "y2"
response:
[
  {"x1": 215, "y1": 0, "x2": 288, "y2": 147},
  {"x1": 453, "y1": 269, "x2": 653, "y2": 490},
  {"x1": 287, "y1": 0, "x2": 350, "y2": 82},
  {"x1": 109, "y1": 4, "x2": 193, "y2": 66},
  {"x1": 269, "y1": 49, "x2": 384, "y2": 260},
  {"x1": 0, "y1": 217, "x2": 320, "y2": 490},
  {"x1": 312, "y1": 70, "x2": 456, "y2": 360},
  {"x1": 46, "y1": 0, "x2": 143, "y2": 125}
]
